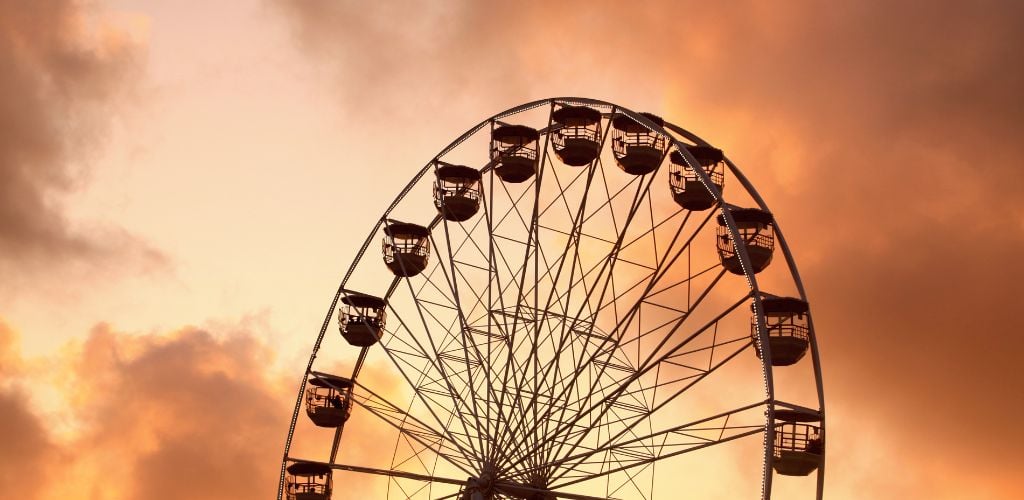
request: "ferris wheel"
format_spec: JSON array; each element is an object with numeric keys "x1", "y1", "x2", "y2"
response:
[{"x1": 278, "y1": 98, "x2": 826, "y2": 500}]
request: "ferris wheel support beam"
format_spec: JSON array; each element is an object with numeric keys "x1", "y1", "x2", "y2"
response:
[
  {"x1": 444, "y1": 129, "x2": 624, "y2": 470},
  {"x1": 556, "y1": 202, "x2": 713, "y2": 403},
  {"x1": 393, "y1": 218, "x2": 532, "y2": 469},
  {"x1": 477, "y1": 144, "x2": 531, "y2": 466},
  {"x1": 539, "y1": 301, "x2": 750, "y2": 482},
  {"x1": 487, "y1": 170, "x2": 547, "y2": 468},
  {"x1": 452, "y1": 143, "x2": 573, "y2": 465}
]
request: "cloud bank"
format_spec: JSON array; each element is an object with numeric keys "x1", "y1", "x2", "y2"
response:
[
  {"x1": 0, "y1": 0, "x2": 164, "y2": 286},
  {"x1": 273, "y1": 0, "x2": 1024, "y2": 496},
  {"x1": 0, "y1": 318, "x2": 288, "y2": 500}
]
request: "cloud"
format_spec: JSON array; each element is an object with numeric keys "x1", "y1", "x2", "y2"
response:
[
  {"x1": 0, "y1": 0, "x2": 165, "y2": 284},
  {"x1": 63, "y1": 323, "x2": 286, "y2": 499},
  {"x1": 0, "y1": 320, "x2": 57, "y2": 500},
  {"x1": 0, "y1": 387, "x2": 57, "y2": 500},
  {"x1": 0, "y1": 318, "x2": 287, "y2": 499},
  {"x1": 645, "y1": 0, "x2": 1024, "y2": 484},
  {"x1": 0, "y1": 316, "x2": 405, "y2": 499},
  {"x1": 272, "y1": 0, "x2": 1024, "y2": 496}
]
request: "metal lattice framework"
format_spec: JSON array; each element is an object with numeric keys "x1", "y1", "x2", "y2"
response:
[{"x1": 278, "y1": 98, "x2": 826, "y2": 499}]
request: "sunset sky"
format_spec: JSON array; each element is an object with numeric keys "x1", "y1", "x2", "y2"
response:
[{"x1": 2, "y1": 0, "x2": 1023, "y2": 498}]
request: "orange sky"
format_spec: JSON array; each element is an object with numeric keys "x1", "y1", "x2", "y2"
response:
[{"x1": 2, "y1": 0, "x2": 1023, "y2": 498}]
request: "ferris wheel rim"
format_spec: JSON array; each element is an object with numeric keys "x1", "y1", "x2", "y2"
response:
[{"x1": 278, "y1": 97, "x2": 825, "y2": 500}]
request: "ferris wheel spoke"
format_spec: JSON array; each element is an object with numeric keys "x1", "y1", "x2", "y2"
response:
[
  {"x1": 519, "y1": 287, "x2": 747, "y2": 472},
  {"x1": 639, "y1": 210, "x2": 718, "y2": 305},
  {"x1": 643, "y1": 261, "x2": 722, "y2": 304},
  {"x1": 498, "y1": 216, "x2": 597, "y2": 454},
  {"x1": 539, "y1": 336, "x2": 758, "y2": 484},
  {"x1": 501, "y1": 161, "x2": 664, "y2": 472},
  {"x1": 572, "y1": 206, "x2": 713, "y2": 338},
  {"x1": 397, "y1": 281, "x2": 498, "y2": 465},
  {"x1": 528, "y1": 201, "x2": 700, "y2": 465},
  {"x1": 379, "y1": 301, "x2": 490, "y2": 465},
  {"x1": 494, "y1": 155, "x2": 652, "y2": 466},
  {"x1": 288, "y1": 459, "x2": 467, "y2": 489},
  {"x1": 503, "y1": 124, "x2": 604, "y2": 469},
  {"x1": 429, "y1": 228, "x2": 508, "y2": 457},
  {"x1": 616, "y1": 335, "x2": 753, "y2": 398},
  {"x1": 581, "y1": 162, "x2": 641, "y2": 230},
  {"x1": 508, "y1": 166, "x2": 553, "y2": 470},
  {"x1": 482, "y1": 213, "x2": 542, "y2": 438},
  {"x1": 550, "y1": 418, "x2": 766, "y2": 490},
  {"x1": 348, "y1": 387, "x2": 475, "y2": 475},
  {"x1": 490, "y1": 165, "x2": 539, "y2": 234},
  {"x1": 440, "y1": 208, "x2": 503, "y2": 326},
  {"x1": 568, "y1": 402, "x2": 761, "y2": 484},
  {"x1": 480, "y1": 168, "x2": 511, "y2": 467},
  {"x1": 536, "y1": 156, "x2": 594, "y2": 221},
  {"x1": 561, "y1": 197, "x2": 696, "y2": 348},
  {"x1": 530, "y1": 299, "x2": 663, "y2": 470},
  {"x1": 533, "y1": 183, "x2": 662, "y2": 439},
  {"x1": 484, "y1": 128, "x2": 559, "y2": 466},
  {"x1": 612, "y1": 266, "x2": 729, "y2": 366},
  {"x1": 477, "y1": 172, "x2": 541, "y2": 463}
]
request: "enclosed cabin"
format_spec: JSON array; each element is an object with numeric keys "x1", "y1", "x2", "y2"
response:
[
  {"x1": 382, "y1": 222, "x2": 430, "y2": 277},
  {"x1": 669, "y1": 146, "x2": 725, "y2": 211},
  {"x1": 716, "y1": 208, "x2": 775, "y2": 275},
  {"x1": 338, "y1": 293, "x2": 386, "y2": 347},
  {"x1": 752, "y1": 296, "x2": 811, "y2": 366},
  {"x1": 552, "y1": 105, "x2": 603, "y2": 167},
  {"x1": 434, "y1": 165, "x2": 482, "y2": 222},
  {"x1": 611, "y1": 112, "x2": 668, "y2": 175},
  {"x1": 285, "y1": 462, "x2": 332, "y2": 500},
  {"x1": 490, "y1": 124, "x2": 540, "y2": 183},
  {"x1": 305, "y1": 373, "x2": 354, "y2": 427},
  {"x1": 773, "y1": 410, "x2": 824, "y2": 476}
]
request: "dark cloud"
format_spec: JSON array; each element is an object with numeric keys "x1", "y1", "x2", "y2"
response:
[
  {"x1": 0, "y1": 316, "x2": 403, "y2": 499},
  {"x1": 0, "y1": 0, "x2": 164, "y2": 283},
  {"x1": 0, "y1": 388, "x2": 56, "y2": 500},
  {"x1": 274, "y1": 0, "x2": 1024, "y2": 495},
  {"x1": 0, "y1": 320, "x2": 56, "y2": 500},
  {"x1": 65, "y1": 323, "x2": 288, "y2": 500},
  {"x1": 0, "y1": 318, "x2": 294, "y2": 499},
  {"x1": 653, "y1": 0, "x2": 1024, "y2": 480}
]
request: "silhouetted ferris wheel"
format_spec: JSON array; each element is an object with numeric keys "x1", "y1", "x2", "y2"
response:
[{"x1": 278, "y1": 98, "x2": 825, "y2": 500}]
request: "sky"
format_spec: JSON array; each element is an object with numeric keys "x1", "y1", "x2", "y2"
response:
[{"x1": 1, "y1": 0, "x2": 1023, "y2": 498}]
